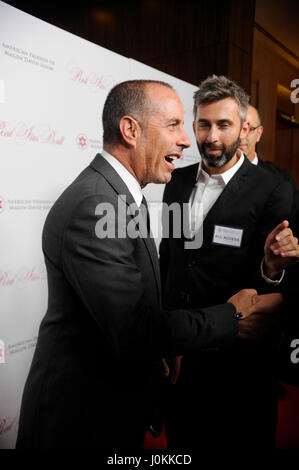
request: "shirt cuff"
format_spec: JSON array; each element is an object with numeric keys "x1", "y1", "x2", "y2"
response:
[{"x1": 261, "y1": 257, "x2": 285, "y2": 285}]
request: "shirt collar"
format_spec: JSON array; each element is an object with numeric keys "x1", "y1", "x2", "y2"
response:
[
  {"x1": 101, "y1": 149, "x2": 143, "y2": 206},
  {"x1": 197, "y1": 150, "x2": 244, "y2": 186},
  {"x1": 251, "y1": 153, "x2": 259, "y2": 165}
]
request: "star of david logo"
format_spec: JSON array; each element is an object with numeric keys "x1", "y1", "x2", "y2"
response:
[{"x1": 77, "y1": 134, "x2": 88, "y2": 150}]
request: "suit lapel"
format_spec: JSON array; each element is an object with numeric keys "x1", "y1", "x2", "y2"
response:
[
  {"x1": 257, "y1": 158, "x2": 264, "y2": 169},
  {"x1": 173, "y1": 164, "x2": 199, "y2": 240},
  {"x1": 202, "y1": 157, "x2": 252, "y2": 229},
  {"x1": 90, "y1": 154, "x2": 137, "y2": 206},
  {"x1": 137, "y1": 198, "x2": 161, "y2": 295},
  {"x1": 90, "y1": 154, "x2": 161, "y2": 298},
  {"x1": 179, "y1": 164, "x2": 199, "y2": 204}
]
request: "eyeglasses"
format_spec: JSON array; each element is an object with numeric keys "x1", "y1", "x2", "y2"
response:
[{"x1": 249, "y1": 125, "x2": 261, "y2": 133}]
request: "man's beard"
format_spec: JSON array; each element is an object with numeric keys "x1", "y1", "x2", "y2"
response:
[{"x1": 197, "y1": 136, "x2": 240, "y2": 169}]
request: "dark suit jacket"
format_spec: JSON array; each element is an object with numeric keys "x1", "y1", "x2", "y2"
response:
[
  {"x1": 160, "y1": 157, "x2": 293, "y2": 310},
  {"x1": 256, "y1": 157, "x2": 299, "y2": 309},
  {"x1": 159, "y1": 157, "x2": 293, "y2": 384},
  {"x1": 257, "y1": 158, "x2": 299, "y2": 216},
  {"x1": 255, "y1": 157, "x2": 299, "y2": 318},
  {"x1": 16, "y1": 154, "x2": 238, "y2": 449},
  {"x1": 257, "y1": 158, "x2": 299, "y2": 385},
  {"x1": 159, "y1": 157, "x2": 294, "y2": 448},
  {"x1": 257, "y1": 158, "x2": 297, "y2": 186},
  {"x1": 277, "y1": 207, "x2": 299, "y2": 385}
]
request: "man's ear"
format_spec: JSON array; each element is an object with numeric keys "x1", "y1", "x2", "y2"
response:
[
  {"x1": 240, "y1": 120, "x2": 250, "y2": 140},
  {"x1": 119, "y1": 115, "x2": 140, "y2": 147},
  {"x1": 256, "y1": 125, "x2": 264, "y2": 143}
]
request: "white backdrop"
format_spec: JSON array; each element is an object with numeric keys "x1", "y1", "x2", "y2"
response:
[{"x1": 0, "y1": 1, "x2": 199, "y2": 448}]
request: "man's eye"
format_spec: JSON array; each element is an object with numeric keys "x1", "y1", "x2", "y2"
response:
[
  {"x1": 198, "y1": 124, "x2": 209, "y2": 128},
  {"x1": 219, "y1": 123, "x2": 229, "y2": 128}
]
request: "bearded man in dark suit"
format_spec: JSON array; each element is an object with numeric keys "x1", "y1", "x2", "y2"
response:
[{"x1": 160, "y1": 75, "x2": 294, "y2": 449}]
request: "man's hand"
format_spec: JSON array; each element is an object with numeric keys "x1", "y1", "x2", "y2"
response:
[
  {"x1": 228, "y1": 288, "x2": 258, "y2": 319},
  {"x1": 162, "y1": 293, "x2": 283, "y2": 377},
  {"x1": 252, "y1": 293, "x2": 283, "y2": 314},
  {"x1": 161, "y1": 356, "x2": 183, "y2": 385},
  {"x1": 264, "y1": 220, "x2": 299, "y2": 279},
  {"x1": 237, "y1": 293, "x2": 283, "y2": 341}
]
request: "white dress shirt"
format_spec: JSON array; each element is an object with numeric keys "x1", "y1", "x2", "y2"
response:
[
  {"x1": 101, "y1": 149, "x2": 143, "y2": 206},
  {"x1": 190, "y1": 149, "x2": 283, "y2": 284},
  {"x1": 189, "y1": 151, "x2": 244, "y2": 236}
]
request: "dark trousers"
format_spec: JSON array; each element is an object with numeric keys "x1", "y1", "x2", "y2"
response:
[{"x1": 163, "y1": 348, "x2": 278, "y2": 450}]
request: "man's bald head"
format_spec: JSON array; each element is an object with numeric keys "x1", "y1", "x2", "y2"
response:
[{"x1": 239, "y1": 105, "x2": 263, "y2": 162}]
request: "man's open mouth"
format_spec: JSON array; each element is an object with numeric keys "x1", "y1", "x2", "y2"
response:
[{"x1": 165, "y1": 154, "x2": 181, "y2": 163}]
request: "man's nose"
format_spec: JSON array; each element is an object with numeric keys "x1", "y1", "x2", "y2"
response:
[
  {"x1": 205, "y1": 125, "x2": 220, "y2": 143},
  {"x1": 179, "y1": 128, "x2": 191, "y2": 149}
]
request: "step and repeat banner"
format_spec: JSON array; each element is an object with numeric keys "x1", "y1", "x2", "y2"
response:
[{"x1": 0, "y1": 1, "x2": 199, "y2": 448}]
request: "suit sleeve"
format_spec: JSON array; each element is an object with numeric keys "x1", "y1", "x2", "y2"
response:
[
  {"x1": 248, "y1": 179, "x2": 294, "y2": 291},
  {"x1": 283, "y1": 169, "x2": 299, "y2": 216},
  {"x1": 62, "y1": 194, "x2": 238, "y2": 359},
  {"x1": 278, "y1": 207, "x2": 299, "y2": 327},
  {"x1": 259, "y1": 179, "x2": 293, "y2": 240}
]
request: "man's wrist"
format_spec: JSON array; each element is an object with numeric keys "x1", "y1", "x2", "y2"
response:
[{"x1": 261, "y1": 257, "x2": 285, "y2": 285}]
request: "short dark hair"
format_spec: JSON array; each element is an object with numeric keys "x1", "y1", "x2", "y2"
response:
[
  {"x1": 102, "y1": 79, "x2": 174, "y2": 146},
  {"x1": 193, "y1": 75, "x2": 249, "y2": 123}
]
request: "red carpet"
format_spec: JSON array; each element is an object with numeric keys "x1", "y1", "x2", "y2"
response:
[
  {"x1": 276, "y1": 383, "x2": 299, "y2": 449},
  {"x1": 143, "y1": 383, "x2": 299, "y2": 450},
  {"x1": 143, "y1": 422, "x2": 167, "y2": 449}
]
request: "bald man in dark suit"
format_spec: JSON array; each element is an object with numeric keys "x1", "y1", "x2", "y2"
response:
[
  {"x1": 16, "y1": 80, "x2": 259, "y2": 450},
  {"x1": 239, "y1": 104, "x2": 299, "y2": 213}
]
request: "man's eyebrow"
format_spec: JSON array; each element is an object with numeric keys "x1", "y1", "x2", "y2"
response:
[
  {"x1": 217, "y1": 119, "x2": 233, "y2": 124},
  {"x1": 168, "y1": 118, "x2": 181, "y2": 124},
  {"x1": 165, "y1": 118, "x2": 182, "y2": 126},
  {"x1": 196, "y1": 118, "x2": 233, "y2": 124}
]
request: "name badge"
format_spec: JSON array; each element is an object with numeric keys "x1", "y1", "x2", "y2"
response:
[{"x1": 213, "y1": 225, "x2": 243, "y2": 247}]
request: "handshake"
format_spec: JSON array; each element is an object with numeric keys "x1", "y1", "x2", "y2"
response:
[
  {"x1": 230, "y1": 218, "x2": 299, "y2": 322},
  {"x1": 163, "y1": 220, "x2": 299, "y2": 382},
  {"x1": 228, "y1": 289, "x2": 283, "y2": 341},
  {"x1": 228, "y1": 289, "x2": 282, "y2": 320}
]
